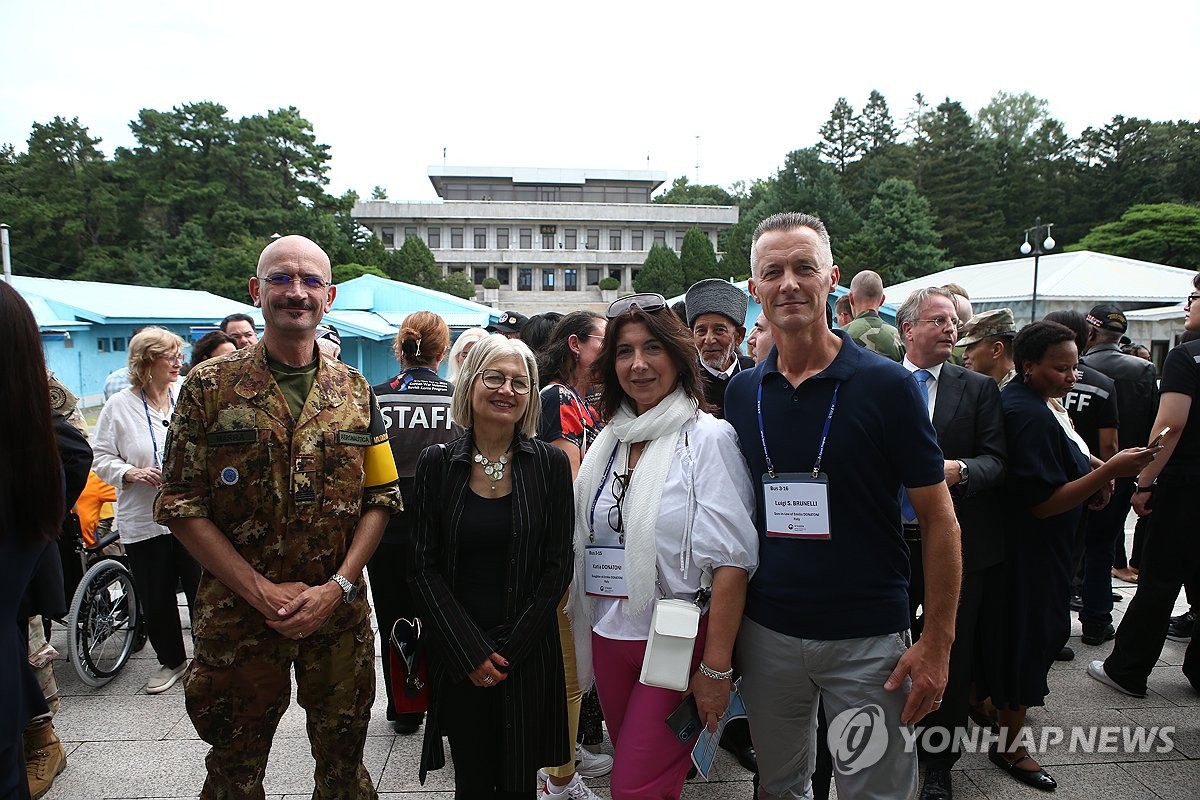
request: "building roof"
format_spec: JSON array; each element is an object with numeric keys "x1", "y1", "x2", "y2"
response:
[
  {"x1": 428, "y1": 165, "x2": 666, "y2": 194},
  {"x1": 12, "y1": 276, "x2": 255, "y2": 328},
  {"x1": 327, "y1": 274, "x2": 498, "y2": 341},
  {"x1": 883, "y1": 250, "x2": 1197, "y2": 308}
]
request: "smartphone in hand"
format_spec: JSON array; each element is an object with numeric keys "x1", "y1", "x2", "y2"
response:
[{"x1": 1149, "y1": 427, "x2": 1171, "y2": 448}]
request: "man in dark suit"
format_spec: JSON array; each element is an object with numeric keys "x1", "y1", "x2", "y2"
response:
[{"x1": 898, "y1": 287, "x2": 1007, "y2": 800}]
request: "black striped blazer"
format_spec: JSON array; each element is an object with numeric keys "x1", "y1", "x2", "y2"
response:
[{"x1": 408, "y1": 431, "x2": 574, "y2": 788}]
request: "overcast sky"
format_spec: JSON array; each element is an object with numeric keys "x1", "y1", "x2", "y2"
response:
[{"x1": 4, "y1": 0, "x2": 1198, "y2": 202}]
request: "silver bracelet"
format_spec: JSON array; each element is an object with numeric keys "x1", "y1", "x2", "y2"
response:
[{"x1": 699, "y1": 662, "x2": 733, "y2": 681}]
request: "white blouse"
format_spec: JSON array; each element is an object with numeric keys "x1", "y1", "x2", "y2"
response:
[
  {"x1": 589, "y1": 413, "x2": 759, "y2": 641},
  {"x1": 91, "y1": 387, "x2": 176, "y2": 544}
]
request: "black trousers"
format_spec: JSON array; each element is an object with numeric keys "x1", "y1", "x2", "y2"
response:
[
  {"x1": 910, "y1": 556, "x2": 998, "y2": 766},
  {"x1": 1105, "y1": 482, "x2": 1200, "y2": 693},
  {"x1": 123, "y1": 534, "x2": 199, "y2": 669},
  {"x1": 366, "y1": 538, "x2": 420, "y2": 721},
  {"x1": 442, "y1": 680, "x2": 532, "y2": 799}
]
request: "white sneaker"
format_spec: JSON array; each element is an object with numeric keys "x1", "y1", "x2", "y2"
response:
[
  {"x1": 543, "y1": 773, "x2": 601, "y2": 799},
  {"x1": 574, "y1": 743, "x2": 613, "y2": 778},
  {"x1": 144, "y1": 661, "x2": 187, "y2": 694}
]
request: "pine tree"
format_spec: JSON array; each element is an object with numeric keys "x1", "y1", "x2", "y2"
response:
[
  {"x1": 818, "y1": 98, "x2": 862, "y2": 173},
  {"x1": 633, "y1": 244, "x2": 686, "y2": 297}
]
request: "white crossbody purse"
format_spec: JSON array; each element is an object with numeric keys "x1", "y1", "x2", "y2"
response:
[{"x1": 639, "y1": 596, "x2": 702, "y2": 690}]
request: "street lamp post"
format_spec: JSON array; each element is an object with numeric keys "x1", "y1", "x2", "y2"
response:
[{"x1": 1020, "y1": 217, "x2": 1056, "y2": 323}]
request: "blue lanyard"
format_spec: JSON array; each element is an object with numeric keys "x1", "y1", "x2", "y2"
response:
[
  {"x1": 141, "y1": 388, "x2": 175, "y2": 468},
  {"x1": 588, "y1": 443, "x2": 622, "y2": 539},
  {"x1": 757, "y1": 380, "x2": 840, "y2": 479}
]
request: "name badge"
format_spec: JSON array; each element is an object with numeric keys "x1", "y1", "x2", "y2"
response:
[
  {"x1": 764, "y1": 472, "x2": 832, "y2": 539},
  {"x1": 584, "y1": 546, "x2": 628, "y2": 598}
]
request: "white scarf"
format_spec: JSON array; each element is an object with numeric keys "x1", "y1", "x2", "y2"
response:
[{"x1": 567, "y1": 386, "x2": 697, "y2": 689}]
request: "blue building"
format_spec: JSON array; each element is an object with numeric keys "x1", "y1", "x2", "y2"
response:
[
  {"x1": 18, "y1": 274, "x2": 500, "y2": 403},
  {"x1": 14, "y1": 276, "x2": 256, "y2": 404}
]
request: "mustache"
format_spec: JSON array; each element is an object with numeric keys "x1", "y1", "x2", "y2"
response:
[{"x1": 273, "y1": 299, "x2": 316, "y2": 311}]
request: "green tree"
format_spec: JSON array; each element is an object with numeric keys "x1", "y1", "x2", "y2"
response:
[
  {"x1": 755, "y1": 149, "x2": 860, "y2": 247},
  {"x1": 653, "y1": 176, "x2": 735, "y2": 206},
  {"x1": 332, "y1": 263, "x2": 389, "y2": 283},
  {"x1": 370, "y1": 185, "x2": 388, "y2": 200},
  {"x1": 633, "y1": 244, "x2": 685, "y2": 296},
  {"x1": 437, "y1": 272, "x2": 477, "y2": 299},
  {"x1": 917, "y1": 99, "x2": 1008, "y2": 264},
  {"x1": 391, "y1": 234, "x2": 442, "y2": 285},
  {"x1": 841, "y1": 178, "x2": 951, "y2": 283},
  {"x1": 858, "y1": 90, "x2": 898, "y2": 154},
  {"x1": 818, "y1": 97, "x2": 861, "y2": 173},
  {"x1": 679, "y1": 226, "x2": 721, "y2": 286},
  {"x1": 1067, "y1": 203, "x2": 1200, "y2": 268}
]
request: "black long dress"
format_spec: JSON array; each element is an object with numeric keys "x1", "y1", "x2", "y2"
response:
[{"x1": 988, "y1": 379, "x2": 1091, "y2": 710}]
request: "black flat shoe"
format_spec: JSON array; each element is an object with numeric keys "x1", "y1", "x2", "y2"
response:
[
  {"x1": 919, "y1": 764, "x2": 953, "y2": 799},
  {"x1": 989, "y1": 746, "x2": 1057, "y2": 792}
]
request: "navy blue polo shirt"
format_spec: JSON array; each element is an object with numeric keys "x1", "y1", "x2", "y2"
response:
[{"x1": 725, "y1": 329, "x2": 945, "y2": 640}]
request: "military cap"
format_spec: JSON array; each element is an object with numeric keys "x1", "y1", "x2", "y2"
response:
[
  {"x1": 956, "y1": 307, "x2": 1016, "y2": 347},
  {"x1": 1086, "y1": 303, "x2": 1128, "y2": 334}
]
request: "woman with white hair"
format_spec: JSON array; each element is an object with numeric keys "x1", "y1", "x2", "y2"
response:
[
  {"x1": 409, "y1": 335, "x2": 574, "y2": 798},
  {"x1": 446, "y1": 327, "x2": 489, "y2": 385},
  {"x1": 93, "y1": 327, "x2": 200, "y2": 695}
]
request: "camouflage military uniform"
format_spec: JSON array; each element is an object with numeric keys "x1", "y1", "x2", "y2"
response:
[
  {"x1": 843, "y1": 309, "x2": 904, "y2": 362},
  {"x1": 155, "y1": 343, "x2": 400, "y2": 800}
]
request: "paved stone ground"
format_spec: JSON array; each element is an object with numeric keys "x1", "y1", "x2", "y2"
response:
[{"x1": 41, "y1": 527, "x2": 1197, "y2": 799}]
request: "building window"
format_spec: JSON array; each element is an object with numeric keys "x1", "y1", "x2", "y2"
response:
[
  {"x1": 565, "y1": 228, "x2": 577, "y2": 250},
  {"x1": 609, "y1": 230, "x2": 622, "y2": 251},
  {"x1": 586, "y1": 229, "x2": 599, "y2": 250},
  {"x1": 404, "y1": 226, "x2": 417, "y2": 239},
  {"x1": 497, "y1": 228, "x2": 510, "y2": 249},
  {"x1": 587, "y1": 268, "x2": 601, "y2": 286},
  {"x1": 474, "y1": 228, "x2": 487, "y2": 249},
  {"x1": 449, "y1": 266, "x2": 465, "y2": 276},
  {"x1": 654, "y1": 229, "x2": 666, "y2": 247},
  {"x1": 609, "y1": 269, "x2": 623, "y2": 282},
  {"x1": 112, "y1": 337, "x2": 127, "y2": 352},
  {"x1": 473, "y1": 267, "x2": 487, "y2": 285},
  {"x1": 97, "y1": 337, "x2": 110, "y2": 353},
  {"x1": 542, "y1": 231, "x2": 555, "y2": 249},
  {"x1": 497, "y1": 267, "x2": 510, "y2": 286},
  {"x1": 542, "y1": 269, "x2": 556, "y2": 290},
  {"x1": 631, "y1": 229, "x2": 644, "y2": 251},
  {"x1": 451, "y1": 228, "x2": 464, "y2": 249},
  {"x1": 381, "y1": 227, "x2": 395, "y2": 247},
  {"x1": 428, "y1": 227, "x2": 441, "y2": 248},
  {"x1": 675, "y1": 231, "x2": 684, "y2": 250},
  {"x1": 519, "y1": 228, "x2": 532, "y2": 249},
  {"x1": 565, "y1": 269, "x2": 578, "y2": 291},
  {"x1": 518, "y1": 268, "x2": 532, "y2": 291}
]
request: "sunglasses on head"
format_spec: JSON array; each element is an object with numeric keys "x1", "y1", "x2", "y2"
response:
[{"x1": 606, "y1": 293, "x2": 667, "y2": 319}]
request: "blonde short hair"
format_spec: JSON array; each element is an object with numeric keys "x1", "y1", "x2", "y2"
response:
[
  {"x1": 451, "y1": 335, "x2": 541, "y2": 438},
  {"x1": 128, "y1": 327, "x2": 185, "y2": 388}
]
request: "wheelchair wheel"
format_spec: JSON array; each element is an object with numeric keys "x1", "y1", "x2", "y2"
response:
[{"x1": 68, "y1": 558, "x2": 140, "y2": 687}]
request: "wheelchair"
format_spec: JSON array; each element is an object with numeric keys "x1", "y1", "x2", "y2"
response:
[{"x1": 63, "y1": 516, "x2": 143, "y2": 687}]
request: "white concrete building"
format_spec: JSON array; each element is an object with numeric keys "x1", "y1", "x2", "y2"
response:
[{"x1": 353, "y1": 167, "x2": 739, "y2": 314}]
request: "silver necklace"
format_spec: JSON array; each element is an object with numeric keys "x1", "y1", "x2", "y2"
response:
[{"x1": 474, "y1": 448, "x2": 509, "y2": 491}]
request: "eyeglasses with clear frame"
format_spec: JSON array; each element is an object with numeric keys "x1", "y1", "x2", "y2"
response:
[
  {"x1": 262, "y1": 273, "x2": 331, "y2": 290},
  {"x1": 158, "y1": 353, "x2": 184, "y2": 366},
  {"x1": 477, "y1": 369, "x2": 531, "y2": 395},
  {"x1": 912, "y1": 316, "x2": 962, "y2": 330}
]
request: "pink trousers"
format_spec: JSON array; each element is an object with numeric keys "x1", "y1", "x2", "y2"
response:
[{"x1": 591, "y1": 620, "x2": 708, "y2": 800}]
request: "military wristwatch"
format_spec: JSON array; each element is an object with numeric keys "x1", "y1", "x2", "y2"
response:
[{"x1": 330, "y1": 573, "x2": 358, "y2": 604}]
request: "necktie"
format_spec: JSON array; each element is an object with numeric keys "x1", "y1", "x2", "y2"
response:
[{"x1": 900, "y1": 369, "x2": 933, "y2": 524}]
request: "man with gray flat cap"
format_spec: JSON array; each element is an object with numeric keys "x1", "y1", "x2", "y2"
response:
[{"x1": 685, "y1": 278, "x2": 754, "y2": 418}]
